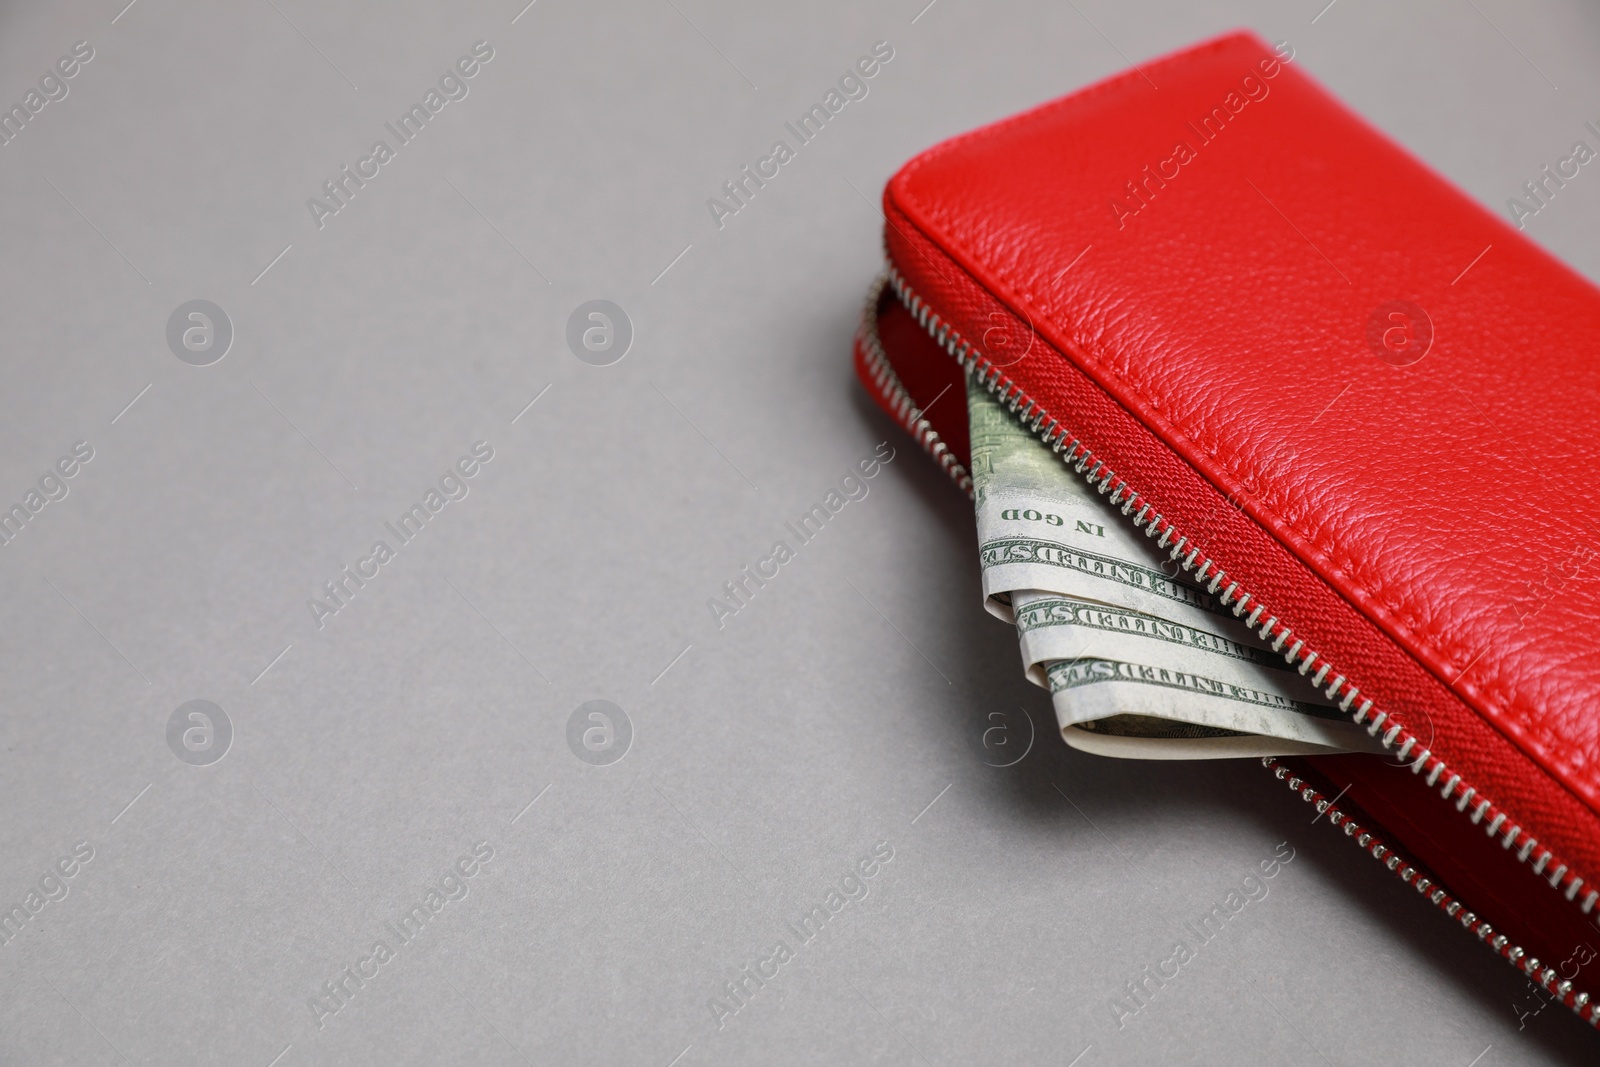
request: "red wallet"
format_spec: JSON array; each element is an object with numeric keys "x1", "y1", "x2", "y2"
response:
[{"x1": 855, "y1": 30, "x2": 1600, "y2": 1024}]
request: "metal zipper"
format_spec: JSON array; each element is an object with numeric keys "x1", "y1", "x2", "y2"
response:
[
  {"x1": 861, "y1": 265, "x2": 1600, "y2": 1027},
  {"x1": 1262, "y1": 756, "x2": 1596, "y2": 1026},
  {"x1": 855, "y1": 271, "x2": 973, "y2": 494}
]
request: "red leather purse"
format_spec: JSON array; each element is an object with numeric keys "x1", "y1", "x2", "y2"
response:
[{"x1": 855, "y1": 29, "x2": 1600, "y2": 1024}]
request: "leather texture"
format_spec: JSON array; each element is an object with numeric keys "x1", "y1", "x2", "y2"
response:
[{"x1": 869, "y1": 30, "x2": 1600, "y2": 945}]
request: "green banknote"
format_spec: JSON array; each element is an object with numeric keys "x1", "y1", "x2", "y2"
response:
[{"x1": 966, "y1": 371, "x2": 1381, "y2": 759}]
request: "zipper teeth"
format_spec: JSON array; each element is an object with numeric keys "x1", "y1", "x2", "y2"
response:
[
  {"x1": 876, "y1": 263, "x2": 1600, "y2": 1021},
  {"x1": 856, "y1": 271, "x2": 974, "y2": 494},
  {"x1": 1263, "y1": 757, "x2": 1599, "y2": 1027}
]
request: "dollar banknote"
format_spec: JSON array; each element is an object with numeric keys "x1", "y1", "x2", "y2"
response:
[{"x1": 967, "y1": 371, "x2": 1381, "y2": 758}]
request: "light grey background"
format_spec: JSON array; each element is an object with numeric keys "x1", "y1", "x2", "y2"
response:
[{"x1": 0, "y1": 0, "x2": 1596, "y2": 1063}]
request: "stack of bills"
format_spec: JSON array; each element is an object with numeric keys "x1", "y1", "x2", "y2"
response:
[{"x1": 965, "y1": 372, "x2": 1381, "y2": 759}]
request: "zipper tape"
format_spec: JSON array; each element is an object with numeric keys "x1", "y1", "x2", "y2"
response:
[{"x1": 855, "y1": 271, "x2": 973, "y2": 494}]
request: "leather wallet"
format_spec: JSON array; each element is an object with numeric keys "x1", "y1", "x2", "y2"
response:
[{"x1": 854, "y1": 30, "x2": 1600, "y2": 1025}]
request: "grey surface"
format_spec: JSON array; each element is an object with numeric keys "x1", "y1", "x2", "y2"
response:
[{"x1": 0, "y1": 0, "x2": 1597, "y2": 1063}]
